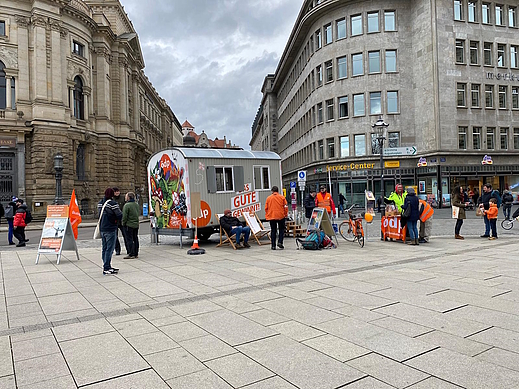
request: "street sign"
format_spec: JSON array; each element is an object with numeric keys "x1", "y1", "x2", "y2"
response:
[
  {"x1": 297, "y1": 170, "x2": 307, "y2": 182},
  {"x1": 383, "y1": 146, "x2": 417, "y2": 156},
  {"x1": 290, "y1": 181, "x2": 297, "y2": 188}
]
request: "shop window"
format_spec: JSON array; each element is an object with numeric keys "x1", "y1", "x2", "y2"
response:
[
  {"x1": 253, "y1": 166, "x2": 270, "y2": 190},
  {"x1": 500, "y1": 128, "x2": 508, "y2": 149},
  {"x1": 473, "y1": 127, "x2": 482, "y2": 149},
  {"x1": 338, "y1": 96, "x2": 348, "y2": 118},
  {"x1": 354, "y1": 134, "x2": 366, "y2": 156},
  {"x1": 458, "y1": 127, "x2": 468, "y2": 149},
  {"x1": 327, "y1": 138, "x2": 335, "y2": 158},
  {"x1": 336, "y1": 18, "x2": 346, "y2": 39},
  {"x1": 456, "y1": 40, "x2": 465, "y2": 63},
  {"x1": 486, "y1": 127, "x2": 495, "y2": 149},
  {"x1": 471, "y1": 84, "x2": 480, "y2": 107},
  {"x1": 454, "y1": 0, "x2": 463, "y2": 20},
  {"x1": 384, "y1": 11, "x2": 396, "y2": 31},
  {"x1": 388, "y1": 132, "x2": 400, "y2": 147},
  {"x1": 340, "y1": 136, "x2": 350, "y2": 157}
]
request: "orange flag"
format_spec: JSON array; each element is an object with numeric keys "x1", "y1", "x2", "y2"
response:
[{"x1": 69, "y1": 189, "x2": 82, "y2": 240}]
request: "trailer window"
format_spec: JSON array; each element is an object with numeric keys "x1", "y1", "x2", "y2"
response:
[
  {"x1": 254, "y1": 166, "x2": 270, "y2": 190},
  {"x1": 215, "y1": 167, "x2": 234, "y2": 192}
]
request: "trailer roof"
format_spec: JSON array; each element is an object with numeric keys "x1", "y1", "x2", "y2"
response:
[{"x1": 171, "y1": 147, "x2": 281, "y2": 160}]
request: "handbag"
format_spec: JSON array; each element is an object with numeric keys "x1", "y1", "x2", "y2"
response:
[
  {"x1": 93, "y1": 200, "x2": 110, "y2": 239},
  {"x1": 451, "y1": 206, "x2": 460, "y2": 219},
  {"x1": 475, "y1": 207, "x2": 484, "y2": 217},
  {"x1": 401, "y1": 204, "x2": 411, "y2": 218}
]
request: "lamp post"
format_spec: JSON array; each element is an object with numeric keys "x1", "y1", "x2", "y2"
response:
[
  {"x1": 53, "y1": 154, "x2": 64, "y2": 205},
  {"x1": 372, "y1": 116, "x2": 389, "y2": 240}
]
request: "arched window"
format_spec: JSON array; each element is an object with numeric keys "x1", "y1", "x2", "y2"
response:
[
  {"x1": 0, "y1": 61, "x2": 6, "y2": 110},
  {"x1": 73, "y1": 76, "x2": 84, "y2": 120}
]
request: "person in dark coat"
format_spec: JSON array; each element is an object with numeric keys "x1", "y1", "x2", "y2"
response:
[
  {"x1": 303, "y1": 191, "x2": 316, "y2": 220},
  {"x1": 98, "y1": 188, "x2": 123, "y2": 275},
  {"x1": 477, "y1": 183, "x2": 497, "y2": 238},
  {"x1": 402, "y1": 187, "x2": 420, "y2": 245},
  {"x1": 6, "y1": 196, "x2": 18, "y2": 245},
  {"x1": 452, "y1": 186, "x2": 469, "y2": 239},
  {"x1": 219, "y1": 209, "x2": 250, "y2": 248}
]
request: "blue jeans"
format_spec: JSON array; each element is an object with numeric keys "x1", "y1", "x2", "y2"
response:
[
  {"x1": 483, "y1": 215, "x2": 490, "y2": 235},
  {"x1": 101, "y1": 230, "x2": 117, "y2": 270},
  {"x1": 407, "y1": 220, "x2": 418, "y2": 240},
  {"x1": 232, "y1": 226, "x2": 250, "y2": 243},
  {"x1": 7, "y1": 218, "x2": 13, "y2": 243}
]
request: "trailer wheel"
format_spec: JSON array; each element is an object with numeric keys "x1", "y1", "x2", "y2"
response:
[{"x1": 198, "y1": 229, "x2": 214, "y2": 241}]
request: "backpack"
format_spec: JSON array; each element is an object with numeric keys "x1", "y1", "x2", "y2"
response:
[
  {"x1": 4, "y1": 205, "x2": 13, "y2": 218},
  {"x1": 24, "y1": 210, "x2": 33, "y2": 224},
  {"x1": 492, "y1": 190, "x2": 502, "y2": 208},
  {"x1": 296, "y1": 230, "x2": 325, "y2": 250}
]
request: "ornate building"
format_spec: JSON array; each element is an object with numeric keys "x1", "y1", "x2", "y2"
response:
[
  {"x1": 0, "y1": 0, "x2": 183, "y2": 215},
  {"x1": 181, "y1": 120, "x2": 240, "y2": 149}
]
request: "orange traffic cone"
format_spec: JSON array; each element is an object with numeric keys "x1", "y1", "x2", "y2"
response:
[
  {"x1": 191, "y1": 236, "x2": 200, "y2": 250},
  {"x1": 187, "y1": 217, "x2": 205, "y2": 255}
]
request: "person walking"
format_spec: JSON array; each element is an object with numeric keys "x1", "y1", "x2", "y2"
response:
[
  {"x1": 452, "y1": 186, "x2": 469, "y2": 240},
  {"x1": 338, "y1": 193, "x2": 346, "y2": 216},
  {"x1": 122, "y1": 192, "x2": 141, "y2": 259},
  {"x1": 401, "y1": 187, "x2": 420, "y2": 245},
  {"x1": 98, "y1": 188, "x2": 122, "y2": 275},
  {"x1": 315, "y1": 185, "x2": 335, "y2": 218},
  {"x1": 418, "y1": 198, "x2": 434, "y2": 243},
  {"x1": 502, "y1": 189, "x2": 514, "y2": 220},
  {"x1": 303, "y1": 190, "x2": 316, "y2": 221},
  {"x1": 113, "y1": 187, "x2": 129, "y2": 256},
  {"x1": 265, "y1": 186, "x2": 288, "y2": 250},
  {"x1": 219, "y1": 209, "x2": 251, "y2": 248},
  {"x1": 13, "y1": 199, "x2": 28, "y2": 247},
  {"x1": 5, "y1": 196, "x2": 17, "y2": 245},
  {"x1": 477, "y1": 183, "x2": 497, "y2": 238},
  {"x1": 484, "y1": 198, "x2": 499, "y2": 240}
]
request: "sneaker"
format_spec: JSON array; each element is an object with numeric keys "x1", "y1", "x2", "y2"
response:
[
  {"x1": 418, "y1": 239, "x2": 427, "y2": 243},
  {"x1": 25, "y1": 239, "x2": 29, "y2": 242},
  {"x1": 277, "y1": 243, "x2": 284, "y2": 249},
  {"x1": 111, "y1": 267, "x2": 119, "y2": 272},
  {"x1": 489, "y1": 237, "x2": 496, "y2": 240},
  {"x1": 16, "y1": 243, "x2": 26, "y2": 247},
  {"x1": 271, "y1": 246, "x2": 276, "y2": 250},
  {"x1": 480, "y1": 235, "x2": 490, "y2": 238},
  {"x1": 236, "y1": 242, "x2": 244, "y2": 249},
  {"x1": 8, "y1": 242, "x2": 15, "y2": 245},
  {"x1": 103, "y1": 268, "x2": 118, "y2": 275},
  {"x1": 243, "y1": 242, "x2": 251, "y2": 248},
  {"x1": 123, "y1": 255, "x2": 135, "y2": 259}
]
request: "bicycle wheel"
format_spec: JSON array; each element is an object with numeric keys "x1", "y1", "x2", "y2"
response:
[
  {"x1": 339, "y1": 221, "x2": 355, "y2": 241},
  {"x1": 501, "y1": 219, "x2": 514, "y2": 230},
  {"x1": 356, "y1": 223, "x2": 365, "y2": 247}
]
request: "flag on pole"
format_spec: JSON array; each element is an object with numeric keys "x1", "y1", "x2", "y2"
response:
[{"x1": 69, "y1": 189, "x2": 82, "y2": 239}]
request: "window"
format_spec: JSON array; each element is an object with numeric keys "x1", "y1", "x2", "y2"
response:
[
  {"x1": 499, "y1": 85, "x2": 507, "y2": 108},
  {"x1": 0, "y1": 21, "x2": 5, "y2": 36},
  {"x1": 513, "y1": 86, "x2": 519, "y2": 108},
  {"x1": 324, "y1": 23, "x2": 332, "y2": 45},
  {"x1": 337, "y1": 56, "x2": 347, "y2": 78},
  {"x1": 511, "y1": 46, "x2": 518, "y2": 68},
  {"x1": 253, "y1": 166, "x2": 270, "y2": 190},
  {"x1": 353, "y1": 93, "x2": 365, "y2": 116},
  {"x1": 352, "y1": 53, "x2": 363, "y2": 76},
  {"x1": 325, "y1": 60, "x2": 333, "y2": 82},
  {"x1": 482, "y1": 2, "x2": 491, "y2": 23},
  {"x1": 471, "y1": 84, "x2": 480, "y2": 107},
  {"x1": 484, "y1": 42, "x2": 493, "y2": 65},
  {"x1": 351, "y1": 14, "x2": 362, "y2": 36},
  {"x1": 514, "y1": 128, "x2": 519, "y2": 149},
  {"x1": 215, "y1": 167, "x2": 234, "y2": 192},
  {"x1": 318, "y1": 140, "x2": 324, "y2": 159},
  {"x1": 316, "y1": 65, "x2": 322, "y2": 86},
  {"x1": 327, "y1": 138, "x2": 335, "y2": 158},
  {"x1": 354, "y1": 134, "x2": 366, "y2": 156},
  {"x1": 317, "y1": 102, "x2": 323, "y2": 123},
  {"x1": 76, "y1": 143, "x2": 86, "y2": 180},
  {"x1": 384, "y1": 11, "x2": 396, "y2": 31},
  {"x1": 454, "y1": 0, "x2": 463, "y2": 20},
  {"x1": 371, "y1": 134, "x2": 381, "y2": 155},
  {"x1": 367, "y1": 12, "x2": 379, "y2": 32},
  {"x1": 470, "y1": 41, "x2": 479, "y2": 64},
  {"x1": 500, "y1": 128, "x2": 508, "y2": 149},
  {"x1": 370, "y1": 92, "x2": 382, "y2": 115},
  {"x1": 485, "y1": 85, "x2": 494, "y2": 108},
  {"x1": 457, "y1": 83, "x2": 467, "y2": 107},
  {"x1": 456, "y1": 40, "x2": 465, "y2": 63},
  {"x1": 385, "y1": 50, "x2": 397, "y2": 72},
  {"x1": 340, "y1": 136, "x2": 350, "y2": 157},
  {"x1": 73, "y1": 41, "x2": 84, "y2": 57},
  {"x1": 315, "y1": 29, "x2": 322, "y2": 49},
  {"x1": 368, "y1": 51, "x2": 380, "y2": 73},
  {"x1": 387, "y1": 91, "x2": 398, "y2": 113},
  {"x1": 496, "y1": 5, "x2": 504, "y2": 25},
  {"x1": 510, "y1": 6, "x2": 517, "y2": 27},
  {"x1": 337, "y1": 18, "x2": 346, "y2": 39},
  {"x1": 388, "y1": 132, "x2": 400, "y2": 147},
  {"x1": 338, "y1": 96, "x2": 348, "y2": 118},
  {"x1": 497, "y1": 44, "x2": 505, "y2": 66},
  {"x1": 468, "y1": 1, "x2": 477, "y2": 22},
  {"x1": 486, "y1": 127, "x2": 495, "y2": 149},
  {"x1": 473, "y1": 127, "x2": 481, "y2": 149},
  {"x1": 73, "y1": 76, "x2": 84, "y2": 120},
  {"x1": 459, "y1": 127, "x2": 467, "y2": 149},
  {"x1": 326, "y1": 99, "x2": 334, "y2": 120}
]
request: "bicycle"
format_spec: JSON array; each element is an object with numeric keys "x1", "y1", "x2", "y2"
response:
[
  {"x1": 501, "y1": 216, "x2": 519, "y2": 230},
  {"x1": 338, "y1": 204, "x2": 365, "y2": 247}
]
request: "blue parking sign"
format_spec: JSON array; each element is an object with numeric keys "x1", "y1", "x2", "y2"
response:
[{"x1": 290, "y1": 181, "x2": 296, "y2": 188}]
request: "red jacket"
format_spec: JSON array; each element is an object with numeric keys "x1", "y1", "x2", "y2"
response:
[
  {"x1": 265, "y1": 192, "x2": 288, "y2": 220},
  {"x1": 13, "y1": 208, "x2": 27, "y2": 228},
  {"x1": 484, "y1": 204, "x2": 498, "y2": 220}
]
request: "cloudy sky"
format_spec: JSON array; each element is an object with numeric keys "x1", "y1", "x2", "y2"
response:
[{"x1": 120, "y1": 0, "x2": 303, "y2": 149}]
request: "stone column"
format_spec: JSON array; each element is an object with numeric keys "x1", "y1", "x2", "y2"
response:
[
  {"x1": 69, "y1": 84, "x2": 74, "y2": 110},
  {"x1": 15, "y1": 16, "x2": 30, "y2": 102},
  {"x1": 50, "y1": 20, "x2": 63, "y2": 104},
  {"x1": 5, "y1": 76, "x2": 11, "y2": 109},
  {"x1": 16, "y1": 137, "x2": 26, "y2": 200},
  {"x1": 119, "y1": 58, "x2": 128, "y2": 123},
  {"x1": 132, "y1": 70, "x2": 140, "y2": 132},
  {"x1": 31, "y1": 16, "x2": 48, "y2": 101}
]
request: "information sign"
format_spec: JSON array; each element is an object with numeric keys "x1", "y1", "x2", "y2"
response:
[{"x1": 383, "y1": 146, "x2": 417, "y2": 156}]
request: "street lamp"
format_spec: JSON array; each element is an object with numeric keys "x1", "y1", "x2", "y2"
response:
[
  {"x1": 372, "y1": 116, "x2": 389, "y2": 240},
  {"x1": 53, "y1": 154, "x2": 64, "y2": 205}
]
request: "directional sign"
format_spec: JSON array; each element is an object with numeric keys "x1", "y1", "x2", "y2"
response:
[
  {"x1": 383, "y1": 146, "x2": 417, "y2": 156},
  {"x1": 297, "y1": 170, "x2": 307, "y2": 182}
]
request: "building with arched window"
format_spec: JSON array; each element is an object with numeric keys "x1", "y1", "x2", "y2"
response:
[
  {"x1": 0, "y1": 0, "x2": 183, "y2": 215},
  {"x1": 252, "y1": 0, "x2": 519, "y2": 206}
]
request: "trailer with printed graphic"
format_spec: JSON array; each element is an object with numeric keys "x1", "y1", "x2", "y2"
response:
[{"x1": 147, "y1": 147, "x2": 282, "y2": 243}]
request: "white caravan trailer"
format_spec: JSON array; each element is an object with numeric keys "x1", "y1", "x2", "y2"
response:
[{"x1": 147, "y1": 147, "x2": 282, "y2": 242}]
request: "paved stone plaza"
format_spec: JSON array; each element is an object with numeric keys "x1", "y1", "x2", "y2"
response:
[{"x1": 0, "y1": 215, "x2": 518, "y2": 388}]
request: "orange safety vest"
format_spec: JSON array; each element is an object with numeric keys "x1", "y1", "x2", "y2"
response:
[
  {"x1": 419, "y1": 199, "x2": 434, "y2": 222},
  {"x1": 316, "y1": 192, "x2": 332, "y2": 213}
]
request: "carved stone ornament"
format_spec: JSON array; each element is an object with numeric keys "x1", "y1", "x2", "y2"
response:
[
  {"x1": 0, "y1": 46, "x2": 18, "y2": 68},
  {"x1": 31, "y1": 16, "x2": 48, "y2": 29},
  {"x1": 15, "y1": 16, "x2": 30, "y2": 28}
]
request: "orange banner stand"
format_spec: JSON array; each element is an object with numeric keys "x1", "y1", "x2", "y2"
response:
[{"x1": 381, "y1": 215, "x2": 407, "y2": 241}]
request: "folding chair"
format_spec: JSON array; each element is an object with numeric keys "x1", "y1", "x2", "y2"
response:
[
  {"x1": 216, "y1": 214, "x2": 237, "y2": 250},
  {"x1": 243, "y1": 212, "x2": 271, "y2": 246}
]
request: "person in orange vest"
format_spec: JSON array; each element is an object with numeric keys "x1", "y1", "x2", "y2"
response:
[
  {"x1": 315, "y1": 185, "x2": 336, "y2": 217},
  {"x1": 418, "y1": 198, "x2": 434, "y2": 243},
  {"x1": 265, "y1": 186, "x2": 288, "y2": 250}
]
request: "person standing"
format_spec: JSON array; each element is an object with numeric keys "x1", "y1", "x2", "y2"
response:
[
  {"x1": 418, "y1": 198, "x2": 434, "y2": 243},
  {"x1": 98, "y1": 188, "x2": 122, "y2": 275},
  {"x1": 5, "y1": 196, "x2": 18, "y2": 245},
  {"x1": 265, "y1": 186, "x2": 288, "y2": 250},
  {"x1": 338, "y1": 193, "x2": 346, "y2": 216},
  {"x1": 13, "y1": 199, "x2": 28, "y2": 247},
  {"x1": 113, "y1": 187, "x2": 129, "y2": 256},
  {"x1": 502, "y1": 189, "x2": 514, "y2": 220},
  {"x1": 401, "y1": 187, "x2": 420, "y2": 245},
  {"x1": 219, "y1": 209, "x2": 251, "y2": 248},
  {"x1": 386, "y1": 184, "x2": 407, "y2": 213},
  {"x1": 477, "y1": 183, "x2": 497, "y2": 238},
  {"x1": 452, "y1": 186, "x2": 469, "y2": 240},
  {"x1": 303, "y1": 190, "x2": 316, "y2": 221},
  {"x1": 122, "y1": 192, "x2": 141, "y2": 259},
  {"x1": 315, "y1": 185, "x2": 335, "y2": 218},
  {"x1": 484, "y1": 198, "x2": 499, "y2": 240}
]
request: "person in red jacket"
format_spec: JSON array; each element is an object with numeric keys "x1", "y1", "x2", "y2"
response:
[
  {"x1": 13, "y1": 199, "x2": 28, "y2": 247},
  {"x1": 265, "y1": 186, "x2": 288, "y2": 250},
  {"x1": 315, "y1": 185, "x2": 336, "y2": 217}
]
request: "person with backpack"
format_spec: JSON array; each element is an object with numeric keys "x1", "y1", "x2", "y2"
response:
[
  {"x1": 502, "y1": 189, "x2": 514, "y2": 220},
  {"x1": 477, "y1": 183, "x2": 498, "y2": 238},
  {"x1": 5, "y1": 196, "x2": 18, "y2": 245},
  {"x1": 13, "y1": 199, "x2": 28, "y2": 247}
]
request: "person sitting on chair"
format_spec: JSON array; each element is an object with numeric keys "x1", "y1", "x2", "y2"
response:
[{"x1": 220, "y1": 209, "x2": 251, "y2": 248}]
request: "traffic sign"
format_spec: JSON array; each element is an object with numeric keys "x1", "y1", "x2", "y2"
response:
[
  {"x1": 297, "y1": 170, "x2": 307, "y2": 182},
  {"x1": 383, "y1": 146, "x2": 417, "y2": 156},
  {"x1": 290, "y1": 181, "x2": 297, "y2": 188}
]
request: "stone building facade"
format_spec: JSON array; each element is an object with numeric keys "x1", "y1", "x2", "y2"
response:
[
  {"x1": 252, "y1": 0, "x2": 519, "y2": 206},
  {"x1": 0, "y1": 0, "x2": 183, "y2": 215}
]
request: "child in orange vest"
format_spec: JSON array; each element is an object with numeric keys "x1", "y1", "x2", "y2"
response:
[{"x1": 484, "y1": 198, "x2": 499, "y2": 240}]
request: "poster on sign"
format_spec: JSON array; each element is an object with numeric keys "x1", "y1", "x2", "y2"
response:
[{"x1": 231, "y1": 187, "x2": 261, "y2": 217}]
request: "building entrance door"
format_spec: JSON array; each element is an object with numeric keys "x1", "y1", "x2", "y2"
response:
[{"x1": 0, "y1": 154, "x2": 15, "y2": 203}]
